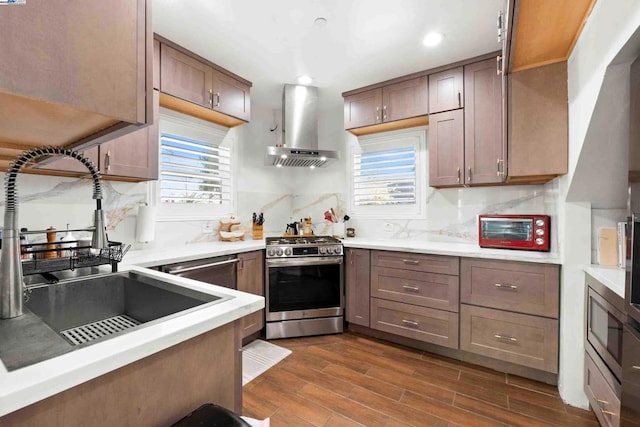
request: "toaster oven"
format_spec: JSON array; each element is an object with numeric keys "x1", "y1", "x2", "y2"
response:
[{"x1": 478, "y1": 214, "x2": 550, "y2": 251}]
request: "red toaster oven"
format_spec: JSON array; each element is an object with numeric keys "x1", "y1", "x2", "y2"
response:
[{"x1": 478, "y1": 214, "x2": 550, "y2": 251}]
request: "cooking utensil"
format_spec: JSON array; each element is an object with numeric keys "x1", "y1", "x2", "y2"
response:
[
  {"x1": 324, "y1": 211, "x2": 334, "y2": 222},
  {"x1": 330, "y1": 208, "x2": 337, "y2": 222}
]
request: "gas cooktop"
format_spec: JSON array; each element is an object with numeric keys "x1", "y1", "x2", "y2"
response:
[
  {"x1": 266, "y1": 236, "x2": 341, "y2": 246},
  {"x1": 265, "y1": 236, "x2": 342, "y2": 258}
]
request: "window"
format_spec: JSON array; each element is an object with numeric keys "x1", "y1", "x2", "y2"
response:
[
  {"x1": 154, "y1": 109, "x2": 236, "y2": 220},
  {"x1": 347, "y1": 128, "x2": 426, "y2": 218}
]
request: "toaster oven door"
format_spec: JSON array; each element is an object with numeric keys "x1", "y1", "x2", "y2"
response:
[{"x1": 480, "y1": 218, "x2": 534, "y2": 248}]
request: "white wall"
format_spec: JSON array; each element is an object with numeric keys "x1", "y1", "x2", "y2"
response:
[{"x1": 559, "y1": 0, "x2": 640, "y2": 408}]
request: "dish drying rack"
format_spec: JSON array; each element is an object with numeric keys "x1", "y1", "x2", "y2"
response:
[{"x1": 18, "y1": 227, "x2": 130, "y2": 276}]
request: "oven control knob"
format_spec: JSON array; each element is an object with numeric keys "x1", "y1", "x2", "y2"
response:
[
  {"x1": 326, "y1": 247, "x2": 334, "y2": 254},
  {"x1": 535, "y1": 219, "x2": 545, "y2": 227},
  {"x1": 267, "y1": 248, "x2": 275, "y2": 257},
  {"x1": 319, "y1": 246, "x2": 327, "y2": 255},
  {"x1": 276, "y1": 248, "x2": 283, "y2": 256},
  {"x1": 284, "y1": 247, "x2": 292, "y2": 256},
  {"x1": 335, "y1": 246, "x2": 342, "y2": 255},
  {"x1": 535, "y1": 238, "x2": 545, "y2": 245},
  {"x1": 536, "y1": 229, "x2": 545, "y2": 236}
]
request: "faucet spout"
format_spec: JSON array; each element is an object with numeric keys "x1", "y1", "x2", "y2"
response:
[{"x1": 0, "y1": 147, "x2": 107, "y2": 319}]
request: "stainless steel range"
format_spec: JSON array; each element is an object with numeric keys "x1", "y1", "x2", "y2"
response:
[{"x1": 265, "y1": 236, "x2": 344, "y2": 339}]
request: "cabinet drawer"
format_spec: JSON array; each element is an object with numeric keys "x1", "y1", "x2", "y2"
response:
[
  {"x1": 371, "y1": 251, "x2": 459, "y2": 275},
  {"x1": 370, "y1": 298, "x2": 458, "y2": 349},
  {"x1": 585, "y1": 352, "x2": 620, "y2": 427},
  {"x1": 460, "y1": 305, "x2": 558, "y2": 373},
  {"x1": 460, "y1": 258, "x2": 559, "y2": 318},
  {"x1": 371, "y1": 266, "x2": 458, "y2": 312}
]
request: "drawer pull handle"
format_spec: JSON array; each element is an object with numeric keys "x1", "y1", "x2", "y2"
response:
[
  {"x1": 596, "y1": 399, "x2": 609, "y2": 406},
  {"x1": 494, "y1": 334, "x2": 517, "y2": 343},
  {"x1": 402, "y1": 319, "x2": 419, "y2": 327},
  {"x1": 495, "y1": 283, "x2": 518, "y2": 291},
  {"x1": 402, "y1": 284, "x2": 420, "y2": 292},
  {"x1": 633, "y1": 366, "x2": 640, "y2": 370},
  {"x1": 402, "y1": 259, "x2": 419, "y2": 265},
  {"x1": 602, "y1": 410, "x2": 617, "y2": 416}
]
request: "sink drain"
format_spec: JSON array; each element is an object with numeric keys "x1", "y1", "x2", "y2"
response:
[{"x1": 60, "y1": 315, "x2": 141, "y2": 346}]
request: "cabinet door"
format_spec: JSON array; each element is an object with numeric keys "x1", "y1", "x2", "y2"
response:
[
  {"x1": 160, "y1": 44, "x2": 213, "y2": 108},
  {"x1": 382, "y1": 77, "x2": 429, "y2": 122},
  {"x1": 429, "y1": 67, "x2": 464, "y2": 114},
  {"x1": 428, "y1": 109, "x2": 465, "y2": 187},
  {"x1": 346, "y1": 248, "x2": 371, "y2": 327},
  {"x1": 344, "y1": 89, "x2": 383, "y2": 129},
  {"x1": 508, "y1": 62, "x2": 568, "y2": 179},
  {"x1": 153, "y1": 39, "x2": 160, "y2": 90},
  {"x1": 212, "y1": 70, "x2": 251, "y2": 121},
  {"x1": 0, "y1": 0, "x2": 146, "y2": 124},
  {"x1": 100, "y1": 89, "x2": 160, "y2": 180},
  {"x1": 237, "y1": 250, "x2": 264, "y2": 338},
  {"x1": 464, "y1": 58, "x2": 505, "y2": 185}
]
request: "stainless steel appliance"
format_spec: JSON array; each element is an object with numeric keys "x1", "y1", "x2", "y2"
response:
[
  {"x1": 478, "y1": 214, "x2": 550, "y2": 251},
  {"x1": 586, "y1": 277, "x2": 625, "y2": 381},
  {"x1": 265, "y1": 236, "x2": 344, "y2": 339},
  {"x1": 160, "y1": 255, "x2": 238, "y2": 289},
  {"x1": 623, "y1": 213, "x2": 640, "y2": 426}
]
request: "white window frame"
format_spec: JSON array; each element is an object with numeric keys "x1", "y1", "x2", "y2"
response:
[
  {"x1": 347, "y1": 127, "x2": 427, "y2": 219},
  {"x1": 152, "y1": 108, "x2": 237, "y2": 221}
]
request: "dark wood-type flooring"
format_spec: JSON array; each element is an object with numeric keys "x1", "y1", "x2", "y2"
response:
[{"x1": 242, "y1": 332, "x2": 598, "y2": 427}]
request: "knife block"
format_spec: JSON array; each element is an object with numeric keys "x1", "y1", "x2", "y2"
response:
[{"x1": 252, "y1": 224, "x2": 263, "y2": 240}]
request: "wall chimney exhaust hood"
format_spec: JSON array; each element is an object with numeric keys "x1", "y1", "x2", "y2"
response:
[{"x1": 265, "y1": 84, "x2": 339, "y2": 168}]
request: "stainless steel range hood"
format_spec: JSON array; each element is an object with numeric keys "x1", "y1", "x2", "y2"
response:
[{"x1": 265, "y1": 84, "x2": 340, "y2": 168}]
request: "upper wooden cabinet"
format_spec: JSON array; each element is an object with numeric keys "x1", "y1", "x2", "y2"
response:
[
  {"x1": 344, "y1": 89, "x2": 384, "y2": 129},
  {"x1": 464, "y1": 58, "x2": 505, "y2": 185},
  {"x1": 35, "y1": 90, "x2": 160, "y2": 181},
  {"x1": 344, "y1": 77, "x2": 428, "y2": 134},
  {"x1": 507, "y1": 62, "x2": 568, "y2": 182},
  {"x1": 428, "y1": 67, "x2": 464, "y2": 114},
  {"x1": 428, "y1": 110, "x2": 464, "y2": 187},
  {"x1": 159, "y1": 40, "x2": 251, "y2": 124},
  {"x1": 0, "y1": 0, "x2": 152, "y2": 170}
]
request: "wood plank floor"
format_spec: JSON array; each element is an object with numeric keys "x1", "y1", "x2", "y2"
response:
[{"x1": 242, "y1": 332, "x2": 598, "y2": 427}]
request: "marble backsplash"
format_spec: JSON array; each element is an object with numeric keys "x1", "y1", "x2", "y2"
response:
[{"x1": 0, "y1": 173, "x2": 560, "y2": 256}]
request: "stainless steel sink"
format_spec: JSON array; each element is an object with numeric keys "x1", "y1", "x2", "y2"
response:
[{"x1": 0, "y1": 270, "x2": 230, "y2": 370}]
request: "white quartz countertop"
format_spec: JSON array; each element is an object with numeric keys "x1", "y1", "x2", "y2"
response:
[
  {"x1": 583, "y1": 264, "x2": 626, "y2": 299},
  {"x1": 342, "y1": 238, "x2": 561, "y2": 264},
  {"x1": 0, "y1": 266, "x2": 264, "y2": 417},
  {"x1": 121, "y1": 240, "x2": 265, "y2": 268}
]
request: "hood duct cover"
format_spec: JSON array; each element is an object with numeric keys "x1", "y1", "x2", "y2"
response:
[{"x1": 265, "y1": 84, "x2": 340, "y2": 168}]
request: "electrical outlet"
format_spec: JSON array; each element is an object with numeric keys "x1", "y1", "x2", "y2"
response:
[
  {"x1": 202, "y1": 224, "x2": 214, "y2": 234},
  {"x1": 383, "y1": 223, "x2": 394, "y2": 232}
]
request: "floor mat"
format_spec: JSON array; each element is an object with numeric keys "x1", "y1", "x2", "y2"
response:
[{"x1": 242, "y1": 340, "x2": 292, "y2": 386}]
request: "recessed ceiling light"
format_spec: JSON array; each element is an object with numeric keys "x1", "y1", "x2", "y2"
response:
[
  {"x1": 320, "y1": 156, "x2": 327, "y2": 161},
  {"x1": 310, "y1": 165, "x2": 316, "y2": 170},
  {"x1": 276, "y1": 163, "x2": 282, "y2": 168},
  {"x1": 280, "y1": 154, "x2": 288, "y2": 159},
  {"x1": 423, "y1": 32, "x2": 444, "y2": 47},
  {"x1": 297, "y1": 75, "x2": 313, "y2": 85}
]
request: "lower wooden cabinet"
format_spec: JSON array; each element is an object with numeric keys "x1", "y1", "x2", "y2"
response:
[
  {"x1": 460, "y1": 304, "x2": 558, "y2": 373},
  {"x1": 461, "y1": 258, "x2": 560, "y2": 318},
  {"x1": 371, "y1": 266, "x2": 458, "y2": 312},
  {"x1": 371, "y1": 298, "x2": 458, "y2": 349},
  {"x1": 585, "y1": 352, "x2": 620, "y2": 427},
  {"x1": 237, "y1": 250, "x2": 264, "y2": 339},
  {"x1": 346, "y1": 248, "x2": 371, "y2": 327}
]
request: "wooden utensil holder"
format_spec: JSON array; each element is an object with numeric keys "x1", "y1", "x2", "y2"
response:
[{"x1": 252, "y1": 224, "x2": 264, "y2": 240}]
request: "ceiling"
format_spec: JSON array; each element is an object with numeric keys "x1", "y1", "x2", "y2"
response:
[{"x1": 153, "y1": 0, "x2": 504, "y2": 111}]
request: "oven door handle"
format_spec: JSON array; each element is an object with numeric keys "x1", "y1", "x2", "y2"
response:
[
  {"x1": 266, "y1": 257, "x2": 343, "y2": 267},
  {"x1": 164, "y1": 258, "x2": 239, "y2": 274}
]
